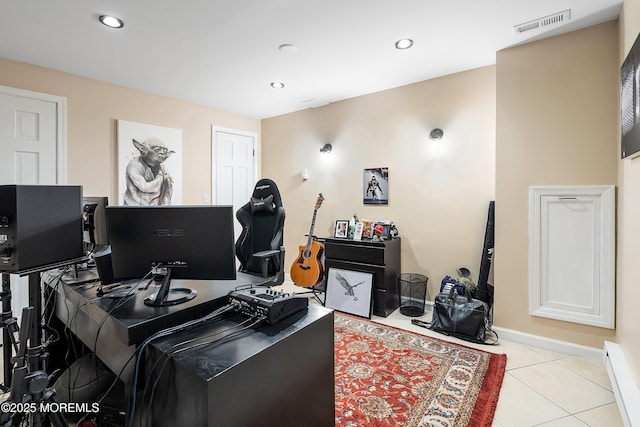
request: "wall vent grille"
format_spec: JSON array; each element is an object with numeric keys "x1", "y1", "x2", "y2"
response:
[
  {"x1": 301, "y1": 98, "x2": 330, "y2": 108},
  {"x1": 514, "y1": 9, "x2": 571, "y2": 34}
]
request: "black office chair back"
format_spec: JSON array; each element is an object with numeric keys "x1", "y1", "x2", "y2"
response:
[{"x1": 235, "y1": 178, "x2": 285, "y2": 282}]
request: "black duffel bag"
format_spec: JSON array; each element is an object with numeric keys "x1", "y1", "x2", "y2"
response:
[{"x1": 428, "y1": 284, "x2": 491, "y2": 344}]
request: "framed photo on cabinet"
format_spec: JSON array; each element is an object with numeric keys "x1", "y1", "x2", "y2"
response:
[
  {"x1": 353, "y1": 222, "x2": 364, "y2": 241},
  {"x1": 374, "y1": 222, "x2": 391, "y2": 239},
  {"x1": 334, "y1": 220, "x2": 349, "y2": 238}
]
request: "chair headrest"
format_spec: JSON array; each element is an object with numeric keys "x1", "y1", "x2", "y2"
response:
[{"x1": 250, "y1": 178, "x2": 283, "y2": 214}]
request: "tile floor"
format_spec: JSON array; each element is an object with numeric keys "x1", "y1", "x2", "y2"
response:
[
  {"x1": 380, "y1": 308, "x2": 622, "y2": 427},
  {"x1": 280, "y1": 281, "x2": 624, "y2": 427}
]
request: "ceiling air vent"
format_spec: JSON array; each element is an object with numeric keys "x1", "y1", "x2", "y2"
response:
[
  {"x1": 301, "y1": 98, "x2": 330, "y2": 108},
  {"x1": 513, "y1": 9, "x2": 571, "y2": 34}
]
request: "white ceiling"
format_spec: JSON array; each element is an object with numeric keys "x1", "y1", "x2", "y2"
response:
[{"x1": 0, "y1": 0, "x2": 622, "y2": 119}]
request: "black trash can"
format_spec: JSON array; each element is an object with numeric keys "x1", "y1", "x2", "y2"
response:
[{"x1": 398, "y1": 273, "x2": 429, "y2": 317}]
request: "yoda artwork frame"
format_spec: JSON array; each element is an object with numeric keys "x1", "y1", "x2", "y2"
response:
[
  {"x1": 117, "y1": 120, "x2": 183, "y2": 205},
  {"x1": 325, "y1": 267, "x2": 374, "y2": 318}
]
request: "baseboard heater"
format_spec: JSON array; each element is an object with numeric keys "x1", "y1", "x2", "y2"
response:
[{"x1": 604, "y1": 341, "x2": 640, "y2": 426}]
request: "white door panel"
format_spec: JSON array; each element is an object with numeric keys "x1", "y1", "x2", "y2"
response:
[
  {"x1": 0, "y1": 86, "x2": 64, "y2": 324},
  {"x1": 529, "y1": 185, "x2": 615, "y2": 329},
  {"x1": 0, "y1": 93, "x2": 57, "y2": 184},
  {"x1": 213, "y1": 127, "x2": 257, "y2": 244}
]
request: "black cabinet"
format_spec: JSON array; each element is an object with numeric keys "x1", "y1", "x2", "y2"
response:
[{"x1": 324, "y1": 237, "x2": 401, "y2": 317}]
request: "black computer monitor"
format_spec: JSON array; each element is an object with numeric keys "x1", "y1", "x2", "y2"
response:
[
  {"x1": 83, "y1": 196, "x2": 109, "y2": 252},
  {"x1": 63, "y1": 196, "x2": 110, "y2": 284},
  {"x1": 105, "y1": 205, "x2": 237, "y2": 307}
]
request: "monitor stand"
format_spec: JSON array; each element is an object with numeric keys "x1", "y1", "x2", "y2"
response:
[
  {"x1": 144, "y1": 267, "x2": 197, "y2": 307},
  {"x1": 62, "y1": 263, "x2": 99, "y2": 285}
]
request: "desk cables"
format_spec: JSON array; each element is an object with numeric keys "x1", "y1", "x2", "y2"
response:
[
  {"x1": 126, "y1": 301, "x2": 243, "y2": 427},
  {"x1": 138, "y1": 313, "x2": 266, "y2": 427}
]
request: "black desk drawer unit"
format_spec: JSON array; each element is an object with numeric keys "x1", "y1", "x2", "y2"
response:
[{"x1": 324, "y1": 237, "x2": 401, "y2": 317}]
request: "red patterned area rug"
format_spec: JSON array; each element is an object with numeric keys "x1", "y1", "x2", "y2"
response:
[{"x1": 334, "y1": 313, "x2": 506, "y2": 427}]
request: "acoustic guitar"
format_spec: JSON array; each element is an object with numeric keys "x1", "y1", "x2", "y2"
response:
[{"x1": 290, "y1": 193, "x2": 325, "y2": 287}]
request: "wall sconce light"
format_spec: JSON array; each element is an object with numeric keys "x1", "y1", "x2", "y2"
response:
[
  {"x1": 429, "y1": 128, "x2": 444, "y2": 141},
  {"x1": 320, "y1": 143, "x2": 332, "y2": 153}
]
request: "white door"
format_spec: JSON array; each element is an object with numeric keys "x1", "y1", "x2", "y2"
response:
[
  {"x1": 0, "y1": 85, "x2": 65, "y2": 321},
  {"x1": 212, "y1": 127, "x2": 257, "y2": 243}
]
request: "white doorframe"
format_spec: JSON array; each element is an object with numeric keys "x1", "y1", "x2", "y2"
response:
[
  {"x1": 0, "y1": 85, "x2": 67, "y2": 184},
  {"x1": 211, "y1": 126, "x2": 259, "y2": 204}
]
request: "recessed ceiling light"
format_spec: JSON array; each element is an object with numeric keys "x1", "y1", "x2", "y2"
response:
[
  {"x1": 99, "y1": 15, "x2": 124, "y2": 29},
  {"x1": 395, "y1": 38, "x2": 414, "y2": 50},
  {"x1": 270, "y1": 82, "x2": 285, "y2": 89}
]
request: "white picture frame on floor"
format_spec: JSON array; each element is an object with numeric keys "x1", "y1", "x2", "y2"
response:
[{"x1": 325, "y1": 267, "x2": 373, "y2": 318}]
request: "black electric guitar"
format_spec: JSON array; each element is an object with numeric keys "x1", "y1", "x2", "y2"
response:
[{"x1": 290, "y1": 194, "x2": 324, "y2": 287}]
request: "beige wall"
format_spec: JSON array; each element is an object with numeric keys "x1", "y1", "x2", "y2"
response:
[
  {"x1": 0, "y1": 57, "x2": 260, "y2": 202},
  {"x1": 618, "y1": 0, "x2": 640, "y2": 383},
  {"x1": 495, "y1": 22, "x2": 619, "y2": 348},
  {"x1": 1, "y1": 16, "x2": 632, "y2": 364},
  {"x1": 262, "y1": 66, "x2": 496, "y2": 299}
]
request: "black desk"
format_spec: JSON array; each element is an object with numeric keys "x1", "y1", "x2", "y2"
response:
[
  {"x1": 143, "y1": 305, "x2": 334, "y2": 427},
  {"x1": 50, "y1": 273, "x2": 335, "y2": 426},
  {"x1": 51, "y1": 273, "x2": 266, "y2": 386}
]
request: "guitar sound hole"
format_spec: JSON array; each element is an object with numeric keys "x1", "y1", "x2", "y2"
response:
[{"x1": 303, "y1": 249, "x2": 312, "y2": 259}]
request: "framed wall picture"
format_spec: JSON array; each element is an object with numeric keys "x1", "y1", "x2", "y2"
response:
[
  {"x1": 325, "y1": 268, "x2": 374, "y2": 318},
  {"x1": 334, "y1": 220, "x2": 349, "y2": 238},
  {"x1": 621, "y1": 31, "x2": 640, "y2": 159},
  {"x1": 117, "y1": 119, "x2": 183, "y2": 206},
  {"x1": 363, "y1": 167, "x2": 389, "y2": 205}
]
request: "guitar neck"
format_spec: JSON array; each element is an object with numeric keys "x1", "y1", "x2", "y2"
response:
[{"x1": 305, "y1": 208, "x2": 318, "y2": 248}]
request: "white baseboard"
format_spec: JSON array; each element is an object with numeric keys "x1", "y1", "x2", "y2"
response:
[
  {"x1": 490, "y1": 325, "x2": 603, "y2": 361},
  {"x1": 604, "y1": 341, "x2": 640, "y2": 427},
  {"x1": 413, "y1": 301, "x2": 604, "y2": 360}
]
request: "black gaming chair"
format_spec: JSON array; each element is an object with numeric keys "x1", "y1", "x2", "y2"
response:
[{"x1": 235, "y1": 178, "x2": 285, "y2": 286}]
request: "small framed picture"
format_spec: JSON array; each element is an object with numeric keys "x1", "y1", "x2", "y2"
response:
[
  {"x1": 361, "y1": 219, "x2": 373, "y2": 239},
  {"x1": 325, "y1": 267, "x2": 374, "y2": 318},
  {"x1": 334, "y1": 220, "x2": 349, "y2": 238},
  {"x1": 374, "y1": 222, "x2": 391, "y2": 239},
  {"x1": 353, "y1": 222, "x2": 364, "y2": 241}
]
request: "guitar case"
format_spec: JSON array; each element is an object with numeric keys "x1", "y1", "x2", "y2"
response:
[{"x1": 474, "y1": 201, "x2": 494, "y2": 324}]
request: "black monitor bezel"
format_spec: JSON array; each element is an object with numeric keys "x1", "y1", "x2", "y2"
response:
[
  {"x1": 82, "y1": 196, "x2": 109, "y2": 248},
  {"x1": 105, "y1": 205, "x2": 237, "y2": 283}
]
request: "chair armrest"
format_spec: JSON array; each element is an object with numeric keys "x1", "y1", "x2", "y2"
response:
[
  {"x1": 253, "y1": 246, "x2": 285, "y2": 284},
  {"x1": 253, "y1": 249, "x2": 280, "y2": 259}
]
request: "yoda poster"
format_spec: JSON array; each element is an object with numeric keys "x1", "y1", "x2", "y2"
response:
[{"x1": 117, "y1": 120, "x2": 182, "y2": 205}]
